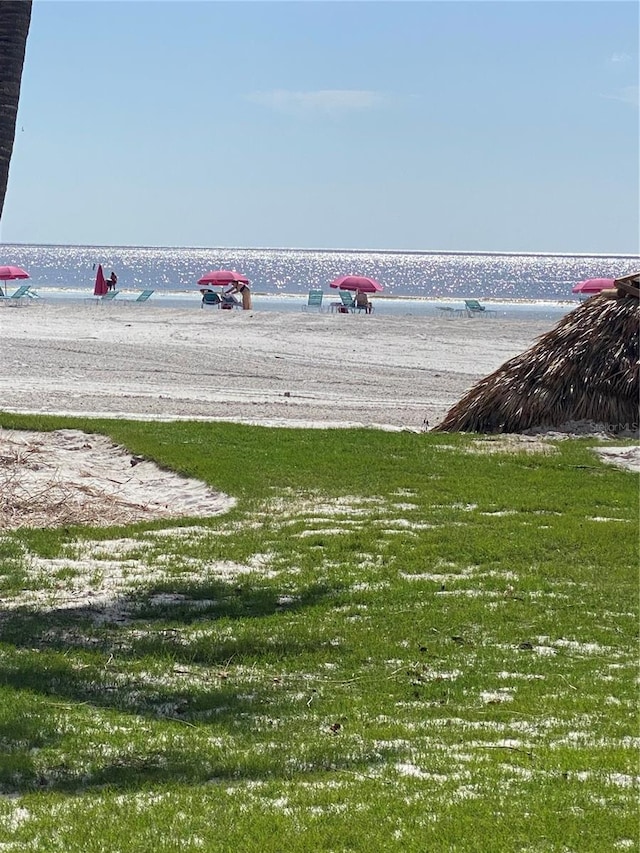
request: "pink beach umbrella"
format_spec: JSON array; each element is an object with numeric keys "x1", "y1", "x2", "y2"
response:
[
  {"x1": 93, "y1": 264, "x2": 108, "y2": 296},
  {"x1": 0, "y1": 264, "x2": 29, "y2": 296},
  {"x1": 572, "y1": 277, "x2": 616, "y2": 295},
  {"x1": 197, "y1": 270, "x2": 250, "y2": 287},
  {"x1": 329, "y1": 275, "x2": 383, "y2": 293}
]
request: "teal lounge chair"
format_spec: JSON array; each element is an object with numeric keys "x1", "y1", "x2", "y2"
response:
[
  {"x1": 101, "y1": 290, "x2": 119, "y2": 302},
  {"x1": 302, "y1": 289, "x2": 324, "y2": 311},
  {"x1": 1, "y1": 284, "x2": 32, "y2": 301},
  {"x1": 464, "y1": 299, "x2": 497, "y2": 317},
  {"x1": 201, "y1": 291, "x2": 222, "y2": 308},
  {"x1": 134, "y1": 289, "x2": 154, "y2": 303},
  {"x1": 331, "y1": 290, "x2": 355, "y2": 313},
  {"x1": 340, "y1": 291, "x2": 355, "y2": 310}
]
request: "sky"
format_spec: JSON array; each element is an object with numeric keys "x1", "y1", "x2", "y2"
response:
[{"x1": 1, "y1": 0, "x2": 638, "y2": 254}]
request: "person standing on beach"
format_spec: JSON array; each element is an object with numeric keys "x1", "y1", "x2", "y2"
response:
[
  {"x1": 227, "y1": 280, "x2": 252, "y2": 310},
  {"x1": 107, "y1": 271, "x2": 118, "y2": 291}
]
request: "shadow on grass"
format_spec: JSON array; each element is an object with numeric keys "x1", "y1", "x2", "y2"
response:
[
  {"x1": 0, "y1": 574, "x2": 340, "y2": 646},
  {"x1": 0, "y1": 732, "x2": 392, "y2": 794},
  {"x1": 0, "y1": 657, "x2": 386, "y2": 793},
  {"x1": 0, "y1": 576, "x2": 353, "y2": 794}
]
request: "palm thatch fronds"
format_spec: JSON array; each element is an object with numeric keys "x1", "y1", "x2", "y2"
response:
[{"x1": 434, "y1": 294, "x2": 639, "y2": 434}]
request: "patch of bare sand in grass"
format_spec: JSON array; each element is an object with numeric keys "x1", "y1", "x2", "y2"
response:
[
  {"x1": 6, "y1": 529, "x2": 277, "y2": 624},
  {"x1": 435, "y1": 433, "x2": 640, "y2": 472},
  {"x1": 0, "y1": 428, "x2": 243, "y2": 624},
  {"x1": 0, "y1": 428, "x2": 235, "y2": 529},
  {"x1": 258, "y1": 491, "x2": 435, "y2": 540},
  {"x1": 593, "y1": 445, "x2": 640, "y2": 473},
  {"x1": 435, "y1": 435, "x2": 558, "y2": 456}
]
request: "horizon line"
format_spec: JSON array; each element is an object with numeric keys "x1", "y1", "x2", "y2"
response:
[{"x1": 2, "y1": 241, "x2": 638, "y2": 259}]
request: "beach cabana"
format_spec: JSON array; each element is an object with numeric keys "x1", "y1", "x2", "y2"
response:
[{"x1": 434, "y1": 276, "x2": 639, "y2": 434}]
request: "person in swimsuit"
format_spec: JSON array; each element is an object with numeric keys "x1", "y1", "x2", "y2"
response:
[{"x1": 227, "y1": 280, "x2": 252, "y2": 310}]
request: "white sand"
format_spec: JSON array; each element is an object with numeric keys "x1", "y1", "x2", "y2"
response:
[
  {"x1": 0, "y1": 427, "x2": 234, "y2": 529},
  {"x1": 0, "y1": 300, "x2": 555, "y2": 430},
  {"x1": 0, "y1": 302, "x2": 636, "y2": 531}
]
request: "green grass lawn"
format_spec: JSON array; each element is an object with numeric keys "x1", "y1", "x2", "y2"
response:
[{"x1": 0, "y1": 413, "x2": 638, "y2": 852}]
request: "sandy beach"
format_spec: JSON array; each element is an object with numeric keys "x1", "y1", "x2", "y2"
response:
[
  {"x1": 1, "y1": 299, "x2": 637, "y2": 529},
  {"x1": 0, "y1": 300, "x2": 556, "y2": 430}
]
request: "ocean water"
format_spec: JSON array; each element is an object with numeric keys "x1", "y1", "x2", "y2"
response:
[{"x1": 1, "y1": 243, "x2": 637, "y2": 319}]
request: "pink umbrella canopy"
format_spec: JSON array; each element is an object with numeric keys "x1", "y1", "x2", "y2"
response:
[
  {"x1": 0, "y1": 265, "x2": 29, "y2": 281},
  {"x1": 0, "y1": 265, "x2": 29, "y2": 296},
  {"x1": 572, "y1": 277, "x2": 616, "y2": 294},
  {"x1": 197, "y1": 270, "x2": 249, "y2": 287},
  {"x1": 94, "y1": 264, "x2": 108, "y2": 296},
  {"x1": 329, "y1": 275, "x2": 383, "y2": 293}
]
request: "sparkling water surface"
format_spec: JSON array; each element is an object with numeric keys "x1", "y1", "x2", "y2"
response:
[{"x1": 2, "y1": 244, "x2": 636, "y2": 319}]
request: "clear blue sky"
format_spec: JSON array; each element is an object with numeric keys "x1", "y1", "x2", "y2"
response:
[{"x1": 2, "y1": 0, "x2": 638, "y2": 253}]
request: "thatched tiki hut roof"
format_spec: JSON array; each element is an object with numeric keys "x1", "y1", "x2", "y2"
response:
[{"x1": 434, "y1": 285, "x2": 639, "y2": 434}]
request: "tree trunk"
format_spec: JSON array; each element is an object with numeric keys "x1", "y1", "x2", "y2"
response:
[{"x1": 0, "y1": 0, "x2": 32, "y2": 223}]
